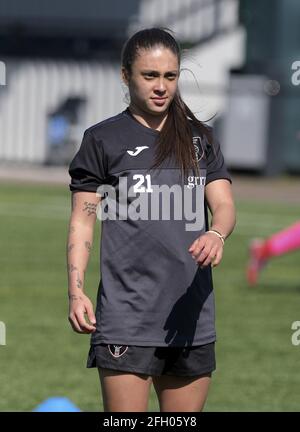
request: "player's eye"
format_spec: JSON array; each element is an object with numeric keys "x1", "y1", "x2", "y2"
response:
[
  {"x1": 166, "y1": 74, "x2": 177, "y2": 80},
  {"x1": 144, "y1": 73, "x2": 155, "y2": 79}
]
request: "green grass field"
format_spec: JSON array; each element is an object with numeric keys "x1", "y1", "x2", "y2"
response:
[{"x1": 0, "y1": 181, "x2": 300, "y2": 411}]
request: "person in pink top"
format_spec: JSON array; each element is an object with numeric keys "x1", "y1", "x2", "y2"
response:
[{"x1": 247, "y1": 221, "x2": 300, "y2": 285}]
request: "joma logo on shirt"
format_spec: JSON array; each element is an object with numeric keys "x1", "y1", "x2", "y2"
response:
[{"x1": 127, "y1": 146, "x2": 149, "y2": 156}]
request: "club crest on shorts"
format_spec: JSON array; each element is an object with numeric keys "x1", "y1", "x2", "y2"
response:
[{"x1": 108, "y1": 344, "x2": 128, "y2": 358}]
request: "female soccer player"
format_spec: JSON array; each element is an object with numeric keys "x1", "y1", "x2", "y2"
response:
[{"x1": 67, "y1": 28, "x2": 236, "y2": 412}]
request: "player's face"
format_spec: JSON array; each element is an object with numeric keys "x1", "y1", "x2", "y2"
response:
[{"x1": 123, "y1": 46, "x2": 179, "y2": 117}]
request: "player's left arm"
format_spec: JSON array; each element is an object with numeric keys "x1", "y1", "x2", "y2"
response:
[{"x1": 188, "y1": 179, "x2": 236, "y2": 267}]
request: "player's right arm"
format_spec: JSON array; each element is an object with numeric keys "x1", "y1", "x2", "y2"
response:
[{"x1": 67, "y1": 191, "x2": 101, "y2": 334}]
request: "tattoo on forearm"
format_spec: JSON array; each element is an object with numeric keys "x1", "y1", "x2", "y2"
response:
[
  {"x1": 68, "y1": 264, "x2": 78, "y2": 273},
  {"x1": 83, "y1": 201, "x2": 97, "y2": 216},
  {"x1": 69, "y1": 225, "x2": 75, "y2": 234},
  {"x1": 67, "y1": 243, "x2": 75, "y2": 253},
  {"x1": 85, "y1": 241, "x2": 91, "y2": 252},
  {"x1": 67, "y1": 264, "x2": 83, "y2": 289},
  {"x1": 76, "y1": 272, "x2": 83, "y2": 289}
]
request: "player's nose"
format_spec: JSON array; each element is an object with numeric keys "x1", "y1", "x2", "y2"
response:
[{"x1": 154, "y1": 78, "x2": 166, "y2": 93}]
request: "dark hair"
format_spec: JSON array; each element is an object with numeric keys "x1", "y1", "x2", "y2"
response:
[{"x1": 121, "y1": 27, "x2": 213, "y2": 181}]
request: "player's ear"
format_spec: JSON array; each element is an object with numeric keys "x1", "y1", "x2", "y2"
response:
[{"x1": 121, "y1": 67, "x2": 129, "y2": 86}]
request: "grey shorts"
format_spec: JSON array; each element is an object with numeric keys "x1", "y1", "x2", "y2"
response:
[{"x1": 86, "y1": 342, "x2": 216, "y2": 377}]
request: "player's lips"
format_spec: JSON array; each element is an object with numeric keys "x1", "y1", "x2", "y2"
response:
[{"x1": 151, "y1": 97, "x2": 167, "y2": 106}]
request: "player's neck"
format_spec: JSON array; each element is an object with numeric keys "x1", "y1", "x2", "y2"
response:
[{"x1": 128, "y1": 104, "x2": 168, "y2": 131}]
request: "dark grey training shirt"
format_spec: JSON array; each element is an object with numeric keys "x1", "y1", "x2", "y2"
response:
[{"x1": 68, "y1": 108, "x2": 231, "y2": 347}]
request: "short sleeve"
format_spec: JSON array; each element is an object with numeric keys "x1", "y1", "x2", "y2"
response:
[
  {"x1": 205, "y1": 128, "x2": 232, "y2": 186},
  {"x1": 68, "y1": 129, "x2": 107, "y2": 192}
]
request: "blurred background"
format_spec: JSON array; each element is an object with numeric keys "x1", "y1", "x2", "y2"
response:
[{"x1": 0, "y1": 0, "x2": 299, "y2": 412}]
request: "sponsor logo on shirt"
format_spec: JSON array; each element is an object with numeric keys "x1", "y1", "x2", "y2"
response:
[
  {"x1": 127, "y1": 146, "x2": 149, "y2": 156},
  {"x1": 187, "y1": 175, "x2": 206, "y2": 189}
]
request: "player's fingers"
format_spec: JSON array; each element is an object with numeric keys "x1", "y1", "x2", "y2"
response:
[
  {"x1": 68, "y1": 313, "x2": 84, "y2": 334},
  {"x1": 85, "y1": 302, "x2": 96, "y2": 327},
  {"x1": 188, "y1": 238, "x2": 199, "y2": 253},
  {"x1": 189, "y1": 237, "x2": 205, "y2": 258},
  {"x1": 211, "y1": 248, "x2": 223, "y2": 267},
  {"x1": 198, "y1": 246, "x2": 217, "y2": 267},
  {"x1": 75, "y1": 310, "x2": 96, "y2": 333},
  {"x1": 194, "y1": 242, "x2": 212, "y2": 262},
  {"x1": 188, "y1": 234, "x2": 206, "y2": 251}
]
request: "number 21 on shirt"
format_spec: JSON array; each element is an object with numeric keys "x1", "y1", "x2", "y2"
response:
[{"x1": 133, "y1": 174, "x2": 153, "y2": 193}]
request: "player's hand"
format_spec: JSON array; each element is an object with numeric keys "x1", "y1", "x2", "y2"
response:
[
  {"x1": 188, "y1": 231, "x2": 224, "y2": 268},
  {"x1": 68, "y1": 292, "x2": 97, "y2": 334}
]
